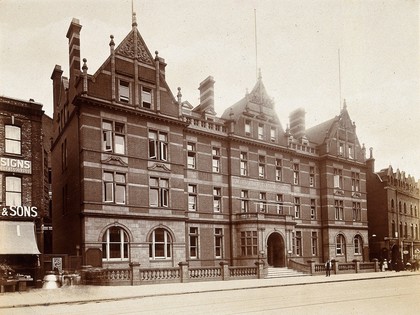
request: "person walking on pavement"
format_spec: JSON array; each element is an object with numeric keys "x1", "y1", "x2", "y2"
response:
[{"x1": 325, "y1": 259, "x2": 332, "y2": 277}]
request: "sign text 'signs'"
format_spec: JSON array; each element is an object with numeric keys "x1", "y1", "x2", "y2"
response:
[{"x1": 2, "y1": 206, "x2": 38, "y2": 217}]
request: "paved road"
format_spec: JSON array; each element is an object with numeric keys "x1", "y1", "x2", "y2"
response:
[{"x1": 4, "y1": 275, "x2": 420, "y2": 315}]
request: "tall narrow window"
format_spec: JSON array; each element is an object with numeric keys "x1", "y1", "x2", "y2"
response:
[
  {"x1": 352, "y1": 202, "x2": 361, "y2": 221},
  {"x1": 293, "y1": 231, "x2": 302, "y2": 256},
  {"x1": 351, "y1": 172, "x2": 360, "y2": 192},
  {"x1": 334, "y1": 168, "x2": 343, "y2": 189},
  {"x1": 277, "y1": 194, "x2": 283, "y2": 214},
  {"x1": 241, "y1": 231, "x2": 258, "y2": 256},
  {"x1": 293, "y1": 164, "x2": 299, "y2": 185},
  {"x1": 212, "y1": 147, "x2": 220, "y2": 173},
  {"x1": 149, "y1": 228, "x2": 172, "y2": 259},
  {"x1": 259, "y1": 192, "x2": 267, "y2": 212},
  {"x1": 213, "y1": 187, "x2": 221, "y2": 212},
  {"x1": 187, "y1": 143, "x2": 196, "y2": 169},
  {"x1": 103, "y1": 172, "x2": 126, "y2": 204},
  {"x1": 310, "y1": 199, "x2": 316, "y2": 220},
  {"x1": 5, "y1": 125, "x2": 21, "y2": 154},
  {"x1": 338, "y1": 142, "x2": 344, "y2": 156},
  {"x1": 404, "y1": 222, "x2": 408, "y2": 238},
  {"x1": 336, "y1": 234, "x2": 346, "y2": 256},
  {"x1": 61, "y1": 139, "x2": 67, "y2": 171},
  {"x1": 119, "y1": 80, "x2": 130, "y2": 103},
  {"x1": 240, "y1": 152, "x2": 248, "y2": 176},
  {"x1": 270, "y1": 127, "x2": 276, "y2": 142},
  {"x1": 309, "y1": 166, "x2": 315, "y2": 187},
  {"x1": 5, "y1": 176, "x2": 21, "y2": 207},
  {"x1": 189, "y1": 227, "x2": 199, "y2": 259},
  {"x1": 275, "y1": 159, "x2": 282, "y2": 181},
  {"x1": 102, "y1": 120, "x2": 126, "y2": 154},
  {"x1": 392, "y1": 220, "x2": 396, "y2": 238},
  {"x1": 141, "y1": 87, "x2": 152, "y2": 108},
  {"x1": 354, "y1": 235, "x2": 362, "y2": 255},
  {"x1": 294, "y1": 197, "x2": 301, "y2": 218},
  {"x1": 311, "y1": 232, "x2": 318, "y2": 256},
  {"x1": 258, "y1": 155, "x2": 265, "y2": 179},
  {"x1": 188, "y1": 184, "x2": 197, "y2": 211},
  {"x1": 214, "y1": 228, "x2": 223, "y2": 258},
  {"x1": 149, "y1": 130, "x2": 168, "y2": 161},
  {"x1": 102, "y1": 227, "x2": 129, "y2": 261},
  {"x1": 240, "y1": 190, "x2": 249, "y2": 213},
  {"x1": 335, "y1": 200, "x2": 344, "y2": 220},
  {"x1": 149, "y1": 177, "x2": 169, "y2": 207},
  {"x1": 245, "y1": 120, "x2": 251, "y2": 136},
  {"x1": 258, "y1": 123, "x2": 264, "y2": 140},
  {"x1": 348, "y1": 144, "x2": 354, "y2": 159}
]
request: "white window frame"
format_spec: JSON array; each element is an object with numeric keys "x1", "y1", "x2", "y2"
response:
[
  {"x1": 102, "y1": 227, "x2": 129, "y2": 261},
  {"x1": 149, "y1": 228, "x2": 172, "y2": 260},
  {"x1": 5, "y1": 125, "x2": 21, "y2": 154}
]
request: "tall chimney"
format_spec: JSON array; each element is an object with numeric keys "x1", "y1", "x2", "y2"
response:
[
  {"x1": 66, "y1": 18, "x2": 82, "y2": 98},
  {"x1": 198, "y1": 76, "x2": 215, "y2": 110},
  {"x1": 51, "y1": 65, "x2": 63, "y2": 109},
  {"x1": 289, "y1": 108, "x2": 306, "y2": 139}
]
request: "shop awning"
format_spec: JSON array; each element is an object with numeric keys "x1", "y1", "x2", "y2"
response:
[{"x1": 0, "y1": 221, "x2": 40, "y2": 254}]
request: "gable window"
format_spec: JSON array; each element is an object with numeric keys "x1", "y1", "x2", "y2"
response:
[
  {"x1": 214, "y1": 228, "x2": 223, "y2": 258},
  {"x1": 149, "y1": 130, "x2": 168, "y2": 161},
  {"x1": 187, "y1": 143, "x2": 196, "y2": 169},
  {"x1": 213, "y1": 187, "x2": 222, "y2": 212},
  {"x1": 149, "y1": 177, "x2": 169, "y2": 207},
  {"x1": 241, "y1": 231, "x2": 258, "y2": 256},
  {"x1": 258, "y1": 124, "x2": 264, "y2": 140},
  {"x1": 293, "y1": 164, "x2": 299, "y2": 185},
  {"x1": 258, "y1": 155, "x2": 265, "y2": 179},
  {"x1": 270, "y1": 127, "x2": 276, "y2": 142},
  {"x1": 241, "y1": 190, "x2": 249, "y2": 213},
  {"x1": 102, "y1": 227, "x2": 129, "y2": 261},
  {"x1": 212, "y1": 147, "x2": 220, "y2": 173},
  {"x1": 5, "y1": 125, "x2": 21, "y2": 154},
  {"x1": 119, "y1": 80, "x2": 130, "y2": 103},
  {"x1": 240, "y1": 152, "x2": 248, "y2": 176},
  {"x1": 245, "y1": 120, "x2": 251, "y2": 136},
  {"x1": 103, "y1": 171, "x2": 126, "y2": 204},
  {"x1": 336, "y1": 234, "x2": 346, "y2": 256},
  {"x1": 149, "y1": 228, "x2": 172, "y2": 259},
  {"x1": 275, "y1": 159, "x2": 282, "y2": 181},
  {"x1": 102, "y1": 120, "x2": 125, "y2": 154},
  {"x1": 141, "y1": 86, "x2": 152, "y2": 109},
  {"x1": 338, "y1": 142, "x2": 344, "y2": 156},
  {"x1": 335, "y1": 200, "x2": 344, "y2": 220},
  {"x1": 5, "y1": 176, "x2": 21, "y2": 206},
  {"x1": 188, "y1": 184, "x2": 197, "y2": 211},
  {"x1": 189, "y1": 227, "x2": 199, "y2": 259},
  {"x1": 348, "y1": 144, "x2": 354, "y2": 159},
  {"x1": 354, "y1": 235, "x2": 362, "y2": 255}
]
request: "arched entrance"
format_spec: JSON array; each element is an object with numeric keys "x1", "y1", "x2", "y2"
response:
[{"x1": 267, "y1": 232, "x2": 285, "y2": 267}]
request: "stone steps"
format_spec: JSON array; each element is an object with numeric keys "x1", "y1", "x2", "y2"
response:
[{"x1": 265, "y1": 267, "x2": 310, "y2": 278}]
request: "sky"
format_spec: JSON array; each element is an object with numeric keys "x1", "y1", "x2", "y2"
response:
[{"x1": 0, "y1": 0, "x2": 419, "y2": 179}]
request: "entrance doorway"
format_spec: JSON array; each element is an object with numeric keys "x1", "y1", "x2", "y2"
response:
[{"x1": 267, "y1": 232, "x2": 285, "y2": 267}]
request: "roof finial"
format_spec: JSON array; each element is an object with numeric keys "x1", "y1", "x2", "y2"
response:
[
  {"x1": 132, "y1": 12, "x2": 137, "y2": 28},
  {"x1": 258, "y1": 68, "x2": 262, "y2": 80}
]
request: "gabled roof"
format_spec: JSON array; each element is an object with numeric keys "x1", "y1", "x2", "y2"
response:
[
  {"x1": 306, "y1": 116, "x2": 337, "y2": 145},
  {"x1": 114, "y1": 27, "x2": 154, "y2": 65}
]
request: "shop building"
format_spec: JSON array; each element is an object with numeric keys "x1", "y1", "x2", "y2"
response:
[
  {"x1": 0, "y1": 96, "x2": 52, "y2": 288},
  {"x1": 50, "y1": 15, "x2": 370, "y2": 272},
  {"x1": 366, "y1": 155, "x2": 420, "y2": 266}
]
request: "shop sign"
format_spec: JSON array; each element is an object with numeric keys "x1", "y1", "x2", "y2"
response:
[
  {"x1": 0, "y1": 157, "x2": 32, "y2": 174},
  {"x1": 1, "y1": 206, "x2": 38, "y2": 218}
]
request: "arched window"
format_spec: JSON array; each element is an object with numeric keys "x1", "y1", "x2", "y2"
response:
[
  {"x1": 391, "y1": 220, "x2": 396, "y2": 238},
  {"x1": 102, "y1": 227, "x2": 129, "y2": 261},
  {"x1": 336, "y1": 234, "x2": 346, "y2": 256},
  {"x1": 149, "y1": 228, "x2": 172, "y2": 259},
  {"x1": 354, "y1": 235, "x2": 363, "y2": 255}
]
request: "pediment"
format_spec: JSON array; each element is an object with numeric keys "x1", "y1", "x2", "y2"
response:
[
  {"x1": 101, "y1": 156, "x2": 128, "y2": 166},
  {"x1": 115, "y1": 31, "x2": 154, "y2": 65}
]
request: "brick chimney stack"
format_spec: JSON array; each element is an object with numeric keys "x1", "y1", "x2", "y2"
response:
[
  {"x1": 51, "y1": 65, "x2": 63, "y2": 108},
  {"x1": 198, "y1": 76, "x2": 215, "y2": 110},
  {"x1": 66, "y1": 18, "x2": 82, "y2": 99},
  {"x1": 289, "y1": 108, "x2": 306, "y2": 139}
]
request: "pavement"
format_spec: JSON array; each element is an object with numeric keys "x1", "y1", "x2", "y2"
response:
[{"x1": 1, "y1": 270, "x2": 419, "y2": 310}]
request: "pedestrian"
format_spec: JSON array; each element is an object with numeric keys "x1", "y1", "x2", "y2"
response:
[
  {"x1": 383, "y1": 259, "x2": 388, "y2": 271},
  {"x1": 325, "y1": 259, "x2": 332, "y2": 277}
]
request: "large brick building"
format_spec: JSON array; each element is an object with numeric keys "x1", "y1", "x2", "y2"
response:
[
  {"x1": 51, "y1": 15, "x2": 370, "y2": 271},
  {"x1": 366, "y1": 155, "x2": 420, "y2": 266}
]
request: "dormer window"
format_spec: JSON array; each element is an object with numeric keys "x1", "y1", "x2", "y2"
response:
[
  {"x1": 119, "y1": 80, "x2": 130, "y2": 103},
  {"x1": 141, "y1": 86, "x2": 152, "y2": 109},
  {"x1": 348, "y1": 144, "x2": 354, "y2": 159}
]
